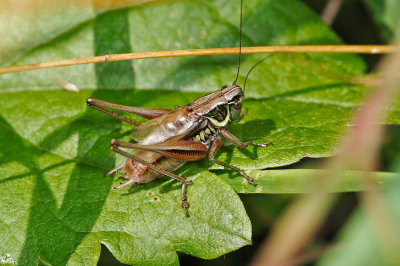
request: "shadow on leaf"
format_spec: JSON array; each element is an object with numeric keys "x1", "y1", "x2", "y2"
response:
[{"x1": 18, "y1": 9, "x2": 135, "y2": 265}]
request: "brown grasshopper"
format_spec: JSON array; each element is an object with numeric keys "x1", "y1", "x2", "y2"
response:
[{"x1": 86, "y1": 0, "x2": 270, "y2": 217}]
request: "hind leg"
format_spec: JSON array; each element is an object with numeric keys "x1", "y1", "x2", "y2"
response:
[{"x1": 110, "y1": 140, "x2": 193, "y2": 217}]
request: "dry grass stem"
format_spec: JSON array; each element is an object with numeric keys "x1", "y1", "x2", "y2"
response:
[{"x1": 0, "y1": 45, "x2": 398, "y2": 75}]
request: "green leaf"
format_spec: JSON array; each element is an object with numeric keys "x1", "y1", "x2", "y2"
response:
[
  {"x1": 219, "y1": 169, "x2": 399, "y2": 193},
  {"x1": 363, "y1": 0, "x2": 400, "y2": 42},
  {"x1": 0, "y1": 0, "x2": 399, "y2": 265},
  {"x1": 0, "y1": 117, "x2": 251, "y2": 265}
]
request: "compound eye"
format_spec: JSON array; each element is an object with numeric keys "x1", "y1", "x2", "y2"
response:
[
  {"x1": 233, "y1": 101, "x2": 242, "y2": 110},
  {"x1": 230, "y1": 100, "x2": 242, "y2": 121}
]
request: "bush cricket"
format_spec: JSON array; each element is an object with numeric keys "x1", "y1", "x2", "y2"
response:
[{"x1": 86, "y1": 0, "x2": 270, "y2": 217}]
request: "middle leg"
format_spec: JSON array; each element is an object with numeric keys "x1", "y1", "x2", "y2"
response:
[
  {"x1": 219, "y1": 127, "x2": 272, "y2": 148},
  {"x1": 208, "y1": 136, "x2": 256, "y2": 186}
]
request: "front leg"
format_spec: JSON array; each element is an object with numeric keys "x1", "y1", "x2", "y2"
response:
[
  {"x1": 219, "y1": 127, "x2": 272, "y2": 148},
  {"x1": 208, "y1": 136, "x2": 256, "y2": 186}
]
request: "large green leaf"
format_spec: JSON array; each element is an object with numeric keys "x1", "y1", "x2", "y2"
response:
[
  {"x1": 0, "y1": 0, "x2": 399, "y2": 265},
  {"x1": 0, "y1": 117, "x2": 251, "y2": 265}
]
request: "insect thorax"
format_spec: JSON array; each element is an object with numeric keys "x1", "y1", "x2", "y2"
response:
[
  {"x1": 189, "y1": 103, "x2": 232, "y2": 145},
  {"x1": 190, "y1": 122, "x2": 218, "y2": 145}
]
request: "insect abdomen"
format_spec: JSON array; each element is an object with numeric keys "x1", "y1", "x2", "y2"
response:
[{"x1": 124, "y1": 152, "x2": 186, "y2": 184}]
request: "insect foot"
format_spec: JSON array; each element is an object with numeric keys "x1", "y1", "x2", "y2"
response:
[
  {"x1": 239, "y1": 170, "x2": 257, "y2": 187},
  {"x1": 181, "y1": 180, "x2": 193, "y2": 218},
  {"x1": 107, "y1": 165, "x2": 124, "y2": 176},
  {"x1": 249, "y1": 141, "x2": 273, "y2": 147}
]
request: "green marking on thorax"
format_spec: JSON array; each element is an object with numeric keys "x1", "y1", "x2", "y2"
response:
[{"x1": 205, "y1": 105, "x2": 230, "y2": 127}]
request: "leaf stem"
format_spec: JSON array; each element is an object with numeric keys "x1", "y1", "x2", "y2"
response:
[{"x1": 0, "y1": 45, "x2": 398, "y2": 74}]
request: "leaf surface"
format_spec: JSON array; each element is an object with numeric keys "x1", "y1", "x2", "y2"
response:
[
  {"x1": 219, "y1": 169, "x2": 398, "y2": 193},
  {"x1": 0, "y1": 117, "x2": 251, "y2": 265},
  {"x1": 0, "y1": 0, "x2": 399, "y2": 265}
]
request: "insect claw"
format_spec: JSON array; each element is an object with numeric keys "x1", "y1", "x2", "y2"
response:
[
  {"x1": 113, "y1": 184, "x2": 123, "y2": 190},
  {"x1": 247, "y1": 177, "x2": 256, "y2": 186},
  {"x1": 246, "y1": 141, "x2": 273, "y2": 147},
  {"x1": 181, "y1": 196, "x2": 190, "y2": 217},
  {"x1": 107, "y1": 170, "x2": 116, "y2": 176},
  {"x1": 180, "y1": 180, "x2": 192, "y2": 218},
  {"x1": 114, "y1": 179, "x2": 136, "y2": 189},
  {"x1": 182, "y1": 205, "x2": 190, "y2": 217},
  {"x1": 257, "y1": 141, "x2": 273, "y2": 147},
  {"x1": 238, "y1": 170, "x2": 257, "y2": 186}
]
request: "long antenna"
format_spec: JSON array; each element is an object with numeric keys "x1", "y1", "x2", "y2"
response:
[
  {"x1": 233, "y1": 0, "x2": 244, "y2": 85},
  {"x1": 243, "y1": 54, "x2": 274, "y2": 91}
]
